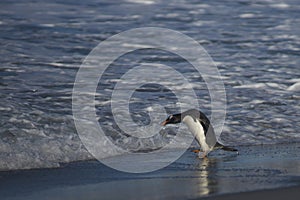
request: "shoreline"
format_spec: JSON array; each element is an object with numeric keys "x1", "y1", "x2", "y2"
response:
[{"x1": 0, "y1": 142, "x2": 299, "y2": 200}]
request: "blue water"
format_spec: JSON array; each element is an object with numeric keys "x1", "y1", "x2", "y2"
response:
[{"x1": 1, "y1": 0, "x2": 300, "y2": 170}]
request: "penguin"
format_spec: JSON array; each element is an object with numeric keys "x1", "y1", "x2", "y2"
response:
[{"x1": 161, "y1": 109, "x2": 238, "y2": 158}]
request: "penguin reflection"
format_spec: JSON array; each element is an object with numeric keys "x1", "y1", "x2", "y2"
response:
[
  {"x1": 193, "y1": 157, "x2": 218, "y2": 196},
  {"x1": 192, "y1": 154, "x2": 239, "y2": 196}
]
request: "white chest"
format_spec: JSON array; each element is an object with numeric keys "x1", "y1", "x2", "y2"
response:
[{"x1": 182, "y1": 116, "x2": 210, "y2": 151}]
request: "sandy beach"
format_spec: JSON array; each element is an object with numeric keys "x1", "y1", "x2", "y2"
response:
[
  {"x1": 0, "y1": 142, "x2": 299, "y2": 200},
  {"x1": 202, "y1": 185, "x2": 300, "y2": 200}
]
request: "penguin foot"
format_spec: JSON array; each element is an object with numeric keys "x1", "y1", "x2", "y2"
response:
[
  {"x1": 197, "y1": 151, "x2": 209, "y2": 159},
  {"x1": 191, "y1": 149, "x2": 202, "y2": 153}
]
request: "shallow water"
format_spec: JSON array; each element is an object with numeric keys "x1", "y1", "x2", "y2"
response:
[
  {"x1": 0, "y1": 143, "x2": 299, "y2": 199},
  {"x1": 1, "y1": 0, "x2": 300, "y2": 170}
]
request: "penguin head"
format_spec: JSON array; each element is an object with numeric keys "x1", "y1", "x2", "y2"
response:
[{"x1": 161, "y1": 113, "x2": 182, "y2": 126}]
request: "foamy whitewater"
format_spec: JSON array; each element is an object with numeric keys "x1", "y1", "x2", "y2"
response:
[{"x1": 1, "y1": 0, "x2": 300, "y2": 171}]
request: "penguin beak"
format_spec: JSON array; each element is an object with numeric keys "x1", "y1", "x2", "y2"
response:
[{"x1": 161, "y1": 120, "x2": 168, "y2": 126}]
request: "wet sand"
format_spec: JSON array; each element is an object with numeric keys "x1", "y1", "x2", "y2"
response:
[
  {"x1": 0, "y1": 143, "x2": 299, "y2": 200},
  {"x1": 202, "y1": 185, "x2": 300, "y2": 200}
]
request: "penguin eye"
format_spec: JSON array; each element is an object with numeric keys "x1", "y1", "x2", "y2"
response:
[{"x1": 168, "y1": 115, "x2": 173, "y2": 120}]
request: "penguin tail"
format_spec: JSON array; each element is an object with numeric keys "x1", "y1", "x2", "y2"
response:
[
  {"x1": 221, "y1": 145, "x2": 238, "y2": 152},
  {"x1": 215, "y1": 142, "x2": 238, "y2": 152}
]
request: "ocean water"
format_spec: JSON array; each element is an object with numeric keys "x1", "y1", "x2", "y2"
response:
[{"x1": 1, "y1": 0, "x2": 300, "y2": 171}]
